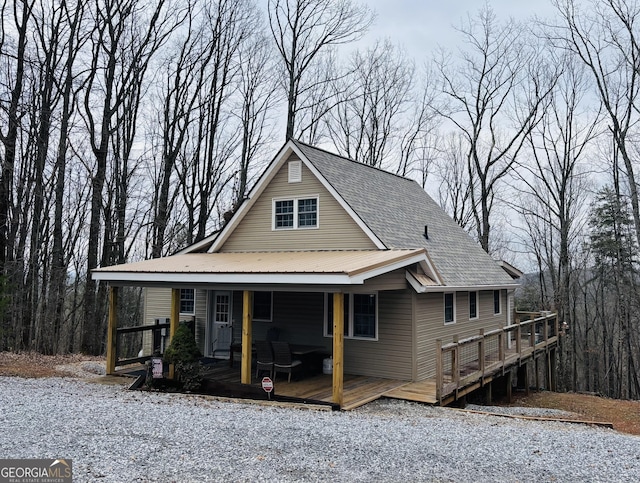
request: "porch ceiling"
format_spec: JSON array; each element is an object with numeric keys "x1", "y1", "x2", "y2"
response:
[{"x1": 92, "y1": 249, "x2": 429, "y2": 285}]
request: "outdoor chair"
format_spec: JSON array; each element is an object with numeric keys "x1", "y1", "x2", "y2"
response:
[
  {"x1": 272, "y1": 341, "x2": 302, "y2": 383},
  {"x1": 255, "y1": 340, "x2": 274, "y2": 379}
]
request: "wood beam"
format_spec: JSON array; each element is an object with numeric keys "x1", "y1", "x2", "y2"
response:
[
  {"x1": 332, "y1": 293, "x2": 344, "y2": 407},
  {"x1": 168, "y1": 288, "x2": 180, "y2": 379},
  {"x1": 241, "y1": 290, "x2": 252, "y2": 384},
  {"x1": 105, "y1": 286, "x2": 118, "y2": 375}
]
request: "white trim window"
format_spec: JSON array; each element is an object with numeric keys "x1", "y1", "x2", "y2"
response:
[
  {"x1": 180, "y1": 288, "x2": 195, "y2": 315},
  {"x1": 253, "y1": 291, "x2": 273, "y2": 322},
  {"x1": 493, "y1": 290, "x2": 502, "y2": 315},
  {"x1": 324, "y1": 293, "x2": 378, "y2": 340},
  {"x1": 273, "y1": 196, "x2": 318, "y2": 230},
  {"x1": 444, "y1": 292, "x2": 456, "y2": 325},
  {"x1": 469, "y1": 291, "x2": 479, "y2": 320}
]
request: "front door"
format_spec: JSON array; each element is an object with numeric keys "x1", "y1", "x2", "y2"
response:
[{"x1": 208, "y1": 291, "x2": 233, "y2": 358}]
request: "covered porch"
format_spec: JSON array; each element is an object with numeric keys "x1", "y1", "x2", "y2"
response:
[{"x1": 95, "y1": 249, "x2": 431, "y2": 409}]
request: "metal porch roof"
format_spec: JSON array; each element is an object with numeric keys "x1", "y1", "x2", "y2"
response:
[{"x1": 92, "y1": 249, "x2": 428, "y2": 285}]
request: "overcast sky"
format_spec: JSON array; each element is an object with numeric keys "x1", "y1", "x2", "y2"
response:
[{"x1": 359, "y1": 0, "x2": 558, "y2": 61}]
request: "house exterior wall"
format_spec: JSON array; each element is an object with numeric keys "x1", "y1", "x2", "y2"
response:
[
  {"x1": 343, "y1": 289, "x2": 413, "y2": 380},
  {"x1": 141, "y1": 287, "x2": 207, "y2": 356},
  {"x1": 228, "y1": 287, "x2": 413, "y2": 380},
  {"x1": 220, "y1": 154, "x2": 377, "y2": 252},
  {"x1": 415, "y1": 289, "x2": 508, "y2": 379}
]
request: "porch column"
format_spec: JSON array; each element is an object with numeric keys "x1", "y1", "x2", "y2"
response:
[
  {"x1": 105, "y1": 286, "x2": 119, "y2": 375},
  {"x1": 168, "y1": 288, "x2": 180, "y2": 379},
  {"x1": 241, "y1": 290, "x2": 253, "y2": 384},
  {"x1": 332, "y1": 292, "x2": 344, "y2": 407}
]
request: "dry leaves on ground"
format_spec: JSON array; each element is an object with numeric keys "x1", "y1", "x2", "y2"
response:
[
  {"x1": 0, "y1": 351, "x2": 103, "y2": 378},
  {"x1": 508, "y1": 391, "x2": 640, "y2": 436}
]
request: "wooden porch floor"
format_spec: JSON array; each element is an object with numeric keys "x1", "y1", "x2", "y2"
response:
[
  {"x1": 202, "y1": 363, "x2": 432, "y2": 410},
  {"x1": 116, "y1": 361, "x2": 439, "y2": 410}
]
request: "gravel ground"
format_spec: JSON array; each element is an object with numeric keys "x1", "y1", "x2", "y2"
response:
[{"x1": 2, "y1": 376, "x2": 640, "y2": 482}]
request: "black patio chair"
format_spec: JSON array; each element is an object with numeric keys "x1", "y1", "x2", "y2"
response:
[
  {"x1": 272, "y1": 341, "x2": 302, "y2": 383},
  {"x1": 255, "y1": 340, "x2": 274, "y2": 379}
]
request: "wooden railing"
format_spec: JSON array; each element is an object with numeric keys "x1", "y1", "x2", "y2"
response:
[
  {"x1": 435, "y1": 312, "x2": 558, "y2": 403},
  {"x1": 115, "y1": 322, "x2": 170, "y2": 366}
]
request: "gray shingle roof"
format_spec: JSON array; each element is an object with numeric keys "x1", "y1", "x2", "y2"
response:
[{"x1": 293, "y1": 140, "x2": 514, "y2": 287}]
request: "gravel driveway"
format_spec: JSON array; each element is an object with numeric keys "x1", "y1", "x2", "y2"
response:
[{"x1": 2, "y1": 376, "x2": 639, "y2": 482}]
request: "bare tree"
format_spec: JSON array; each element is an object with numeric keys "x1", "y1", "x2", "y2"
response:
[
  {"x1": 150, "y1": 4, "x2": 213, "y2": 258},
  {"x1": 436, "y1": 132, "x2": 474, "y2": 230},
  {"x1": 81, "y1": 0, "x2": 181, "y2": 354},
  {"x1": 267, "y1": 0, "x2": 374, "y2": 140},
  {"x1": 171, "y1": 0, "x2": 255, "y2": 246},
  {"x1": 326, "y1": 40, "x2": 414, "y2": 168},
  {"x1": 434, "y1": 5, "x2": 557, "y2": 253},
  {"x1": 233, "y1": 27, "x2": 280, "y2": 211},
  {"x1": 0, "y1": 0, "x2": 34, "y2": 283},
  {"x1": 552, "y1": 0, "x2": 640, "y2": 250}
]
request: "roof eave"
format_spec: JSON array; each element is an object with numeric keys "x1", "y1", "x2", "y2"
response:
[
  {"x1": 405, "y1": 271, "x2": 520, "y2": 294},
  {"x1": 92, "y1": 272, "x2": 358, "y2": 285}
]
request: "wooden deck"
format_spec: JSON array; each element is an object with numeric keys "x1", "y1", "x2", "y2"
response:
[
  {"x1": 200, "y1": 363, "x2": 419, "y2": 410},
  {"x1": 114, "y1": 313, "x2": 560, "y2": 409},
  {"x1": 116, "y1": 362, "x2": 437, "y2": 410}
]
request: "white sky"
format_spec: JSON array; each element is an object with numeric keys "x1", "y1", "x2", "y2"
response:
[{"x1": 359, "y1": 0, "x2": 558, "y2": 61}]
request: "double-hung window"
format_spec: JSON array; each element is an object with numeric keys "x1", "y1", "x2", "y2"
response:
[
  {"x1": 180, "y1": 289, "x2": 195, "y2": 315},
  {"x1": 324, "y1": 293, "x2": 377, "y2": 340},
  {"x1": 469, "y1": 291, "x2": 478, "y2": 320},
  {"x1": 444, "y1": 292, "x2": 456, "y2": 325},
  {"x1": 273, "y1": 196, "x2": 318, "y2": 230},
  {"x1": 493, "y1": 290, "x2": 502, "y2": 315},
  {"x1": 274, "y1": 200, "x2": 294, "y2": 228},
  {"x1": 253, "y1": 291, "x2": 273, "y2": 322}
]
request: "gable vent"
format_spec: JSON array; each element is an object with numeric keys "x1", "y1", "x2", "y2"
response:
[{"x1": 288, "y1": 160, "x2": 302, "y2": 183}]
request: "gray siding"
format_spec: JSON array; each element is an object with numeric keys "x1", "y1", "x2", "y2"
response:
[
  {"x1": 221, "y1": 154, "x2": 377, "y2": 251},
  {"x1": 415, "y1": 289, "x2": 508, "y2": 379}
]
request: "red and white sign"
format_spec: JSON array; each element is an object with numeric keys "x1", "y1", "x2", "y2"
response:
[{"x1": 261, "y1": 376, "x2": 274, "y2": 393}]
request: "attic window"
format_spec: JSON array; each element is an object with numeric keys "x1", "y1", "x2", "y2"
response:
[
  {"x1": 288, "y1": 160, "x2": 302, "y2": 183},
  {"x1": 273, "y1": 196, "x2": 319, "y2": 230}
]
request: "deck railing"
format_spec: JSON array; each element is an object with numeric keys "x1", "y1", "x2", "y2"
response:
[
  {"x1": 435, "y1": 312, "x2": 558, "y2": 403},
  {"x1": 115, "y1": 322, "x2": 170, "y2": 366}
]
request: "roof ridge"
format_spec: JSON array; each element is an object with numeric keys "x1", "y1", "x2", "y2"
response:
[{"x1": 292, "y1": 139, "x2": 415, "y2": 183}]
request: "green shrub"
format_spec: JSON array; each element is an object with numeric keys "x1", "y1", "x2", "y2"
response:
[
  {"x1": 163, "y1": 323, "x2": 201, "y2": 365},
  {"x1": 163, "y1": 322, "x2": 203, "y2": 391}
]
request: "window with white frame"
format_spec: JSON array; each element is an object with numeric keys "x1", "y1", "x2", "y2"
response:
[
  {"x1": 180, "y1": 289, "x2": 195, "y2": 315},
  {"x1": 324, "y1": 293, "x2": 377, "y2": 340},
  {"x1": 253, "y1": 291, "x2": 273, "y2": 322},
  {"x1": 469, "y1": 291, "x2": 478, "y2": 320},
  {"x1": 493, "y1": 290, "x2": 502, "y2": 315},
  {"x1": 444, "y1": 292, "x2": 456, "y2": 324},
  {"x1": 273, "y1": 196, "x2": 318, "y2": 230}
]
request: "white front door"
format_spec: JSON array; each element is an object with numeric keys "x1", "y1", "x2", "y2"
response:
[{"x1": 208, "y1": 291, "x2": 233, "y2": 358}]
